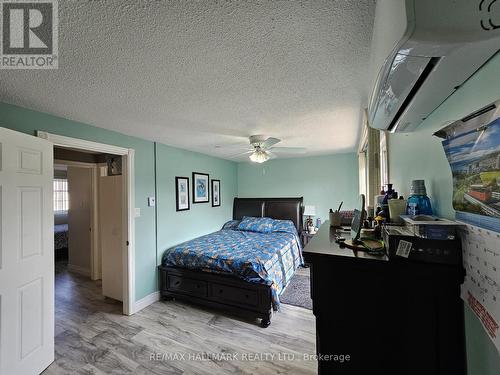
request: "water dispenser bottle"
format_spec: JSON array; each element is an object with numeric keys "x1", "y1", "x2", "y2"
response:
[{"x1": 406, "y1": 180, "x2": 433, "y2": 216}]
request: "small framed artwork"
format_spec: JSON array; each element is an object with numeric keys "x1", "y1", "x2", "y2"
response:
[
  {"x1": 212, "y1": 179, "x2": 221, "y2": 207},
  {"x1": 192, "y1": 172, "x2": 209, "y2": 203},
  {"x1": 175, "y1": 177, "x2": 190, "y2": 211},
  {"x1": 106, "y1": 154, "x2": 122, "y2": 176}
]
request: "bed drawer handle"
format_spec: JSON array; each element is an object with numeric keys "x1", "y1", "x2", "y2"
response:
[{"x1": 174, "y1": 281, "x2": 180, "y2": 286}]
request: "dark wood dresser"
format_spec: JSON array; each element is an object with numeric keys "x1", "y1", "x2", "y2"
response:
[{"x1": 303, "y1": 221, "x2": 465, "y2": 375}]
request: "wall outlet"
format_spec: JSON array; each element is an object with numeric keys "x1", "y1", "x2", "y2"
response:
[
  {"x1": 135, "y1": 208, "x2": 141, "y2": 217},
  {"x1": 148, "y1": 196, "x2": 156, "y2": 207}
]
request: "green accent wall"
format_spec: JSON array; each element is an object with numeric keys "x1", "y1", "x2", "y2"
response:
[
  {"x1": 237, "y1": 153, "x2": 359, "y2": 224},
  {"x1": 155, "y1": 143, "x2": 238, "y2": 265},
  {"x1": 0, "y1": 102, "x2": 238, "y2": 301},
  {"x1": 387, "y1": 53, "x2": 500, "y2": 374}
]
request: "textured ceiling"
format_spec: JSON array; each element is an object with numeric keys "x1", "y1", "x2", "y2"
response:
[{"x1": 0, "y1": 0, "x2": 376, "y2": 160}]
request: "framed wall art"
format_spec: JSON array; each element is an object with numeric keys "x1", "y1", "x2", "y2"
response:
[
  {"x1": 192, "y1": 172, "x2": 209, "y2": 203},
  {"x1": 212, "y1": 179, "x2": 221, "y2": 207},
  {"x1": 175, "y1": 177, "x2": 190, "y2": 211}
]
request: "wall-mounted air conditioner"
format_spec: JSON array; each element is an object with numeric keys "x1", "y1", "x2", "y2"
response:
[{"x1": 368, "y1": 0, "x2": 500, "y2": 132}]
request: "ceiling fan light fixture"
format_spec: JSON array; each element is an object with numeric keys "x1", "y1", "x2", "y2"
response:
[{"x1": 249, "y1": 149, "x2": 269, "y2": 163}]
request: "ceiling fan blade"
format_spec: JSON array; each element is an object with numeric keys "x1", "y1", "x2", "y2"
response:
[
  {"x1": 261, "y1": 137, "x2": 281, "y2": 149},
  {"x1": 269, "y1": 147, "x2": 306, "y2": 154},
  {"x1": 226, "y1": 150, "x2": 254, "y2": 159},
  {"x1": 222, "y1": 144, "x2": 254, "y2": 151}
]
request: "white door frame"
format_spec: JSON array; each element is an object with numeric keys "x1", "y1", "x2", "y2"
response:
[
  {"x1": 38, "y1": 131, "x2": 135, "y2": 315},
  {"x1": 55, "y1": 160, "x2": 100, "y2": 281}
]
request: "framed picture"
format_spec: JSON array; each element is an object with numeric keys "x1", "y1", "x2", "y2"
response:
[
  {"x1": 211, "y1": 179, "x2": 221, "y2": 207},
  {"x1": 175, "y1": 177, "x2": 190, "y2": 211},
  {"x1": 106, "y1": 154, "x2": 122, "y2": 176},
  {"x1": 192, "y1": 172, "x2": 209, "y2": 203}
]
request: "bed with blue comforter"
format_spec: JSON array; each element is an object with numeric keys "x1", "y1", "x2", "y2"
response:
[{"x1": 162, "y1": 217, "x2": 303, "y2": 310}]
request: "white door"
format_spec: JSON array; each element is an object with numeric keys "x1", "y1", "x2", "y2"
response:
[
  {"x1": 99, "y1": 175, "x2": 123, "y2": 301},
  {"x1": 67, "y1": 167, "x2": 92, "y2": 276},
  {"x1": 0, "y1": 127, "x2": 54, "y2": 375}
]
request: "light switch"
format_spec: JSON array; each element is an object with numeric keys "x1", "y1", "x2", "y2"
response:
[
  {"x1": 135, "y1": 208, "x2": 141, "y2": 217},
  {"x1": 148, "y1": 196, "x2": 156, "y2": 207}
]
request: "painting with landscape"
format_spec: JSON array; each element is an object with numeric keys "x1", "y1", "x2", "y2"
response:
[{"x1": 441, "y1": 101, "x2": 500, "y2": 219}]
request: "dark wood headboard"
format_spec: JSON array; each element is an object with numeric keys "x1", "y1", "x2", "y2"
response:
[{"x1": 233, "y1": 197, "x2": 304, "y2": 233}]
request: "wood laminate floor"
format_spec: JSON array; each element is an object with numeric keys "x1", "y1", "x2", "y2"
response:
[{"x1": 42, "y1": 262, "x2": 317, "y2": 375}]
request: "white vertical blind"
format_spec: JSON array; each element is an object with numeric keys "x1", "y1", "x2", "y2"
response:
[
  {"x1": 53, "y1": 178, "x2": 69, "y2": 212},
  {"x1": 380, "y1": 131, "x2": 389, "y2": 187},
  {"x1": 359, "y1": 151, "x2": 367, "y2": 199}
]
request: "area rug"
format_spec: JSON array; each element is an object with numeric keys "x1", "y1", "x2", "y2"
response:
[{"x1": 280, "y1": 267, "x2": 312, "y2": 310}]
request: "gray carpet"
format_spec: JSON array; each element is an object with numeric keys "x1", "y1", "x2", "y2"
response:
[{"x1": 280, "y1": 267, "x2": 312, "y2": 310}]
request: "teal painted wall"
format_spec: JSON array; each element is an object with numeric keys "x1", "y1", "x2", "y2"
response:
[
  {"x1": 387, "y1": 54, "x2": 500, "y2": 374},
  {"x1": 155, "y1": 143, "x2": 238, "y2": 265},
  {"x1": 237, "y1": 153, "x2": 359, "y2": 224},
  {"x1": 0, "y1": 102, "x2": 238, "y2": 301}
]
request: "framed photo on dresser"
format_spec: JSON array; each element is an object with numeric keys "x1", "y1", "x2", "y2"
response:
[
  {"x1": 192, "y1": 172, "x2": 209, "y2": 203},
  {"x1": 175, "y1": 177, "x2": 190, "y2": 211},
  {"x1": 212, "y1": 179, "x2": 220, "y2": 207}
]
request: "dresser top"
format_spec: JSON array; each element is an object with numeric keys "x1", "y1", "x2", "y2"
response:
[{"x1": 302, "y1": 221, "x2": 389, "y2": 262}]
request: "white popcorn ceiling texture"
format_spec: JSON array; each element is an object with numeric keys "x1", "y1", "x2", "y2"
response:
[{"x1": 0, "y1": 0, "x2": 376, "y2": 160}]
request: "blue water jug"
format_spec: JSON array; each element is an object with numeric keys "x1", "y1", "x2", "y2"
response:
[
  {"x1": 407, "y1": 194, "x2": 433, "y2": 216},
  {"x1": 406, "y1": 180, "x2": 433, "y2": 216}
]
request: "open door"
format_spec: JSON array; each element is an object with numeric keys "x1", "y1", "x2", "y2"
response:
[
  {"x1": 0, "y1": 127, "x2": 54, "y2": 374},
  {"x1": 99, "y1": 174, "x2": 123, "y2": 301},
  {"x1": 67, "y1": 166, "x2": 92, "y2": 277}
]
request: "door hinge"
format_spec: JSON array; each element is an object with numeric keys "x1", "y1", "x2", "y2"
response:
[{"x1": 126, "y1": 241, "x2": 129, "y2": 246}]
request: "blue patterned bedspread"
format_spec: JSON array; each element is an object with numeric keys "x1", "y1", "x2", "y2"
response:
[
  {"x1": 161, "y1": 219, "x2": 303, "y2": 310},
  {"x1": 54, "y1": 224, "x2": 68, "y2": 250}
]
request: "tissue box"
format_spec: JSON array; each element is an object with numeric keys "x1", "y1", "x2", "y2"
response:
[{"x1": 339, "y1": 210, "x2": 355, "y2": 226}]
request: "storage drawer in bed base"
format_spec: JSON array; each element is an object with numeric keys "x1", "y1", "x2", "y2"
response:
[{"x1": 159, "y1": 266, "x2": 273, "y2": 328}]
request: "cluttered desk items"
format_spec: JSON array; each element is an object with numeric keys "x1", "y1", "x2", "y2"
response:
[{"x1": 331, "y1": 194, "x2": 385, "y2": 255}]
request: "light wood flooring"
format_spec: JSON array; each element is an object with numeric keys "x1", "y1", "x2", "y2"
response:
[{"x1": 42, "y1": 262, "x2": 317, "y2": 374}]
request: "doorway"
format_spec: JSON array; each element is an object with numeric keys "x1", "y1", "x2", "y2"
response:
[
  {"x1": 38, "y1": 131, "x2": 136, "y2": 315},
  {"x1": 53, "y1": 147, "x2": 126, "y2": 302}
]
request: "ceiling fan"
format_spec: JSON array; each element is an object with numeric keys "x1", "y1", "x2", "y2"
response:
[{"x1": 230, "y1": 135, "x2": 306, "y2": 163}]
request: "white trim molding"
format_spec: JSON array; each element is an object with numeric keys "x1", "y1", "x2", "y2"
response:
[
  {"x1": 122, "y1": 149, "x2": 136, "y2": 315},
  {"x1": 133, "y1": 291, "x2": 160, "y2": 314},
  {"x1": 37, "y1": 131, "x2": 129, "y2": 155},
  {"x1": 38, "y1": 131, "x2": 136, "y2": 316}
]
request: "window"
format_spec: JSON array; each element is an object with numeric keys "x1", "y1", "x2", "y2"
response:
[
  {"x1": 380, "y1": 131, "x2": 389, "y2": 187},
  {"x1": 359, "y1": 149, "x2": 368, "y2": 199},
  {"x1": 53, "y1": 179, "x2": 69, "y2": 212},
  {"x1": 358, "y1": 109, "x2": 381, "y2": 208}
]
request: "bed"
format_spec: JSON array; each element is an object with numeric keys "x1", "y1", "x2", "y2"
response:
[
  {"x1": 159, "y1": 197, "x2": 303, "y2": 327},
  {"x1": 54, "y1": 223, "x2": 69, "y2": 260}
]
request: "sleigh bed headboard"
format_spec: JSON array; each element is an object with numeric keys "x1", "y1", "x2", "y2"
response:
[{"x1": 233, "y1": 197, "x2": 304, "y2": 233}]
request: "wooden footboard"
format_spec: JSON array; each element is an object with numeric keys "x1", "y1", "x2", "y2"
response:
[{"x1": 158, "y1": 266, "x2": 273, "y2": 327}]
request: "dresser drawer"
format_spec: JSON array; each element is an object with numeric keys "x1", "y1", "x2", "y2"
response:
[
  {"x1": 167, "y1": 275, "x2": 207, "y2": 297},
  {"x1": 210, "y1": 283, "x2": 259, "y2": 307}
]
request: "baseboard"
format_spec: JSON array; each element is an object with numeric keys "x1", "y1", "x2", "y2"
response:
[
  {"x1": 133, "y1": 291, "x2": 160, "y2": 314},
  {"x1": 67, "y1": 263, "x2": 91, "y2": 277}
]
